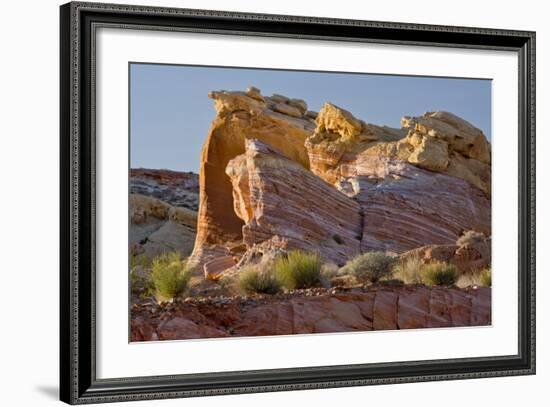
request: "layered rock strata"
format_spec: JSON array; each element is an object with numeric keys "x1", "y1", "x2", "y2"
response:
[
  {"x1": 191, "y1": 87, "x2": 491, "y2": 275},
  {"x1": 131, "y1": 286, "x2": 491, "y2": 341},
  {"x1": 226, "y1": 139, "x2": 362, "y2": 266},
  {"x1": 130, "y1": 193, "x2": 197, "y2": 259},
  {"x1": 191, "y1": 89, "x2": 315, "y2": 267}
]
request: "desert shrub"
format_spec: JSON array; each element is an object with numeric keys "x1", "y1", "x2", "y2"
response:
[
  {"x1": 479, "y1": 268, "x2": 492, "y2": 287},
  {"x1": 130, "y1": 253, "x2": 150, "y2": 269},
  {"x1": 150, "y1": 252, "x2": 191, "y2": 302},
  {"x1": 130, "y1": 254, "x2": 153, "y2": 297},
  {"x1": 320, "y1": 262, "x2": 340, "y2": 288},
  {"x1": 456, "y1": 230, "x2": 485, "y2": 247},
  {"x1": 274, "y1": 250, "x2": 322, "y2": 289},
  {"x1": 130, "y1": 267, "x2": 153, "y2": 297},
  {"x1": 421, "y1": 262, "x2": 459, "y2": 286},
  {"x1": 238, "y1": 265, "x2": 281, "y2": 295},
  {"x1": 339, "y1": 251, "x2": 396, "y2": 284},
  {"x1": 393, "y1": 255, "x2": 423, "y2": 284}
]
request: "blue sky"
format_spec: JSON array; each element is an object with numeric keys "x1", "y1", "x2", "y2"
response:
[{"x1": 130, "y1": 63, "x2": 491, "y2": 173}]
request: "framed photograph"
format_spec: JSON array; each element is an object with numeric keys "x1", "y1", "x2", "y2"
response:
[{"x1": 60, "y1": 1, "x2": 535, "y2": 404}]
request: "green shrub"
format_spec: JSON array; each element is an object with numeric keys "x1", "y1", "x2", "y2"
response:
[
  {"x1": 274, "y1": 250, "x2": 322, "y2": 289},
  {"x1": 393, "y1": 255, "x2": 423, "y2": 284},
  {"x1": 479, "y1": 268, "x2": 492, "y2": 287},
  {"x1": 238, "y1": 265, "x2": 281, "y2": 294},
  {"x1": 339, "y1": 251, "x2": 396, "y2": 283},
  {"x1": 421, "y1": 262, "x2": 459, "y2": 286},
  {"x1": 150, "y1": 252, "x2": 191, "y2": 302}
]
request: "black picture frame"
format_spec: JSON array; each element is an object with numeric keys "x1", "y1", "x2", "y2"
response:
[{"x1": 60, "y1": 1, "x2": 536, "y2": 404}]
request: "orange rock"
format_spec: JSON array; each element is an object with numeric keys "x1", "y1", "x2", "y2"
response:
[{"x1": 190, "y1": 89, "x2": 314, "y2": 268}]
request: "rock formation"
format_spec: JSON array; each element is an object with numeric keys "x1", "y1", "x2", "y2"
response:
[
  {"x1": 130, "y1": 168, "x2": 199, "y2": 210},
  {"x1": 190, "y1": 89, "x2": 315, "y2": 267},
  {"x1": 226, "y1": 139, "x2": 362, "y2": 266},
  {"x1": 400, "y1": 232, "x2": 491, "y2": 272},
  {"x1": 190, "y1": 87, "x2": 491, "y2": 276},
  {"x1": 131, "y1": 286, "x2": 491, "y2": 341},
  {"x1": 129, "y1": 169, "x2": 199, "y2": 259}
]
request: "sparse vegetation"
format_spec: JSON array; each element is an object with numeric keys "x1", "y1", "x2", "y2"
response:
[
  {"x1": 130, "y1": 253, "x2": 150, "y2": 270},
  {"x1": 238, "y1": 265, "x2": 281, "y2": 294},
  {"x1": 393, "y1": 254, "x2": 423, "y2": 284},
  {"x1": 150, "y1": 252, "x2": 191, "y2": 302},
  {"x1": 320, "y1": 262, "x2": 340, "y2": 288},
  {"x1": 479, "y1": 268, "x2": 492, "y2": 287},
  {"x1": 456, "y1": 230, "x2": 485, "y2": 247},
  {"x1": 130, "y1": 254, "x2": 152, "y2": 297},
  {"x1": 274, "y1": 250, "x2": 323, "y2": 289},
  {"x1": 339, "y1": 251, "x2": 396, "y2": 284},
  {"x1": 421, "y1": 262, "x2": 459, "y2": 286}
]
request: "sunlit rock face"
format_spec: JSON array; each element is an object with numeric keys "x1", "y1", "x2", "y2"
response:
[
  {"x1": 190, "y1": 89, "x2": 315, "y2": 268},
  {"x1": 226, "y1": 139, "x2": 362, "y2": 266},
  {"x1": 190, "y1": 87, "x2": 491, "y2": 276}
]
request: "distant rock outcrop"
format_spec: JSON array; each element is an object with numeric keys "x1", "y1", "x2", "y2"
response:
[
  {"x1": 189, "y1": 87, "x2": 491, "y2": 276},
  {"x1": 130, "y1": 168, "x2": 199, "y2": 210},
  {"x1": 129, "y1": 169, "x2": 199, "y2": 259}
]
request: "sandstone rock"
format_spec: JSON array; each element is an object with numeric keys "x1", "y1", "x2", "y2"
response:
[
  {"x1": 402, "y1": 111, "x2": 491, "y2": 164},
  {"x1": 333, "y1": 154, "x2": 491, "y2": 253},
  {"x1": 157, "y1": 317, "x2": 228, "y2": 340},
  {"x1": 400, "y1": 235, "x2": 491, "y2": 272},
  {"x1": 270, "y1": 93, "x2": 290, "y2": 103},
  {"x1": 130, "y1": 168, "x2": 199, "y2": 210},
  {"x1": 191, "y1": 90, "x2": 314, "y2": 269},
  {"x1": 131, "y1": 286, "x2": 491, "y2": 340},
  {"x1": 141, "y1": 221, "x2": 196, "y2": 259},
  {"x1": 272, "y1": 102, "x2": 303, "y2": 118},
  {"x1": 406, "y1": 131, "x2": 449, "y2": 171},
  {"x1": 308, "y1": 107, "x2": 490, "y2": 195},
  {"x1": 190, "y1": 88, "x2": 491, "y2": 269},
  {"x1": 167, "y1": 206, "x2": 197, "y2": 229},
  {"x1": 203, "y1": 255, "x2": 237, "y2": 280},
  {"x1": 130, "y1": 193, "x2": 169, "y2": 224},
  {"x1": 129, "y1": 193, "x2": 197, "y2": 259},
  {"x1": 315, "y1": 102, "x2": 363, "y2": 142},
  {"x1": 246, "y1": 85, "x2": 264, "y2": 102},
  {"x1": 288, "y1": 98, "x2": 308, "y2": 113},
  {"x1": 225, "y1": 139, "x2": 362, "y2": 265},
  {"x1": 305, "y1": 110, "x2": 318, "y2": 120}
]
